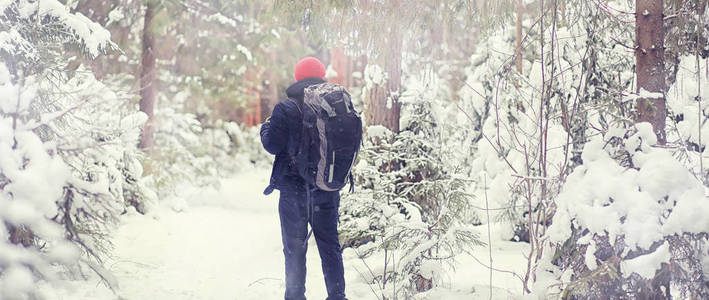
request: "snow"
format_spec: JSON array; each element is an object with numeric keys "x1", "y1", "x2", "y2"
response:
[
  {"x1": 623, "y1": 88, "x2": 664, "y2": 102},
  {"x1": 364, "y1": 64, "x2": 387, "y2": 87},
  {"x1": 620, "y1": 242, "x2": 670, "y2": 279},
  {"x1": 46, "y1": 243, "x2": 80, "y2": 264},
  {"x1": 2, "y1": 266, "x2": 34, "y2": 295},
  {"x1": 547, "y1": 120, "x2": 709, "y2": 286},
  {"x1": 0, "y1": 0, "x2": 12, "y2": 11},
  {"x1": 365, "y1": 125, "x2": 392, "y2": 139},
  {"x1": 666, "y1": 56, "x2": 709, "y2": 156},
  {"x1": 106, "y1": 7, "x2": 124, "y2": 25},
  {"x1": 43, "y1": 168, "x2": 529, "y2": 299},
  {"x1": 120, "y1": 112, "x2": 148, "y2": 132},
  {"x1": 5, "y1": 0, "x2": 706, "y2": 297},
  {"x1": 0, "y1": 29, "x2": 35, "y2": 60},
  {"x1": 584, "y1": 241, "x2": 598, "y2": 270},
  {"x1": 326, "y1": 64, "x2": 339, "y2": 78},
  {"x1": 236, "y1": 44, "x2": 252, "y2": 61},
  {"x1": 235, "y1": 65, "x2": 247, "y2": 76},
  {"x1": 0, "y1": 68, "x2": 35, "y2": 115},
  {"x1": 1, "y1": 129, "x2": 70, "y2": 224},
  {"x1": 271, "y1": 29, "x2": 281, "y2": 39},
  {"x1": 207, "y1": 13, "x2": 238, "y2": 27},
  {"x1": 0, "y1": 62, "x2": 84, "y2": 299},
  {"x1": 36, "y1": 0, "x2": 113, "y2": 57}
]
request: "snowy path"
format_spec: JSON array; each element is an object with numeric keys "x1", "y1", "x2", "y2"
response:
[
  {"x1": 52, "y1": 169, "x2": 527, "y2": 300},
  {"x1": 108, "y1": 171, "x2": 334, "y2": 300}
]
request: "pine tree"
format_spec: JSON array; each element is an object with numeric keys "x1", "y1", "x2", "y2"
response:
[{"x1": 0, "y1": 0, "x2": 147, "y2": 296}]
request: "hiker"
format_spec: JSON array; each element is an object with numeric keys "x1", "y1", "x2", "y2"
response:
[{"x1": 261, "y1": 56, "x2": 360, "y2": 300}]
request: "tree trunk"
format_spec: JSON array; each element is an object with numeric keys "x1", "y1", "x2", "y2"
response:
[
  {"x1": 139, "y1": 0, "x2": 157, "y2": 149},
  {"x1": 329, "y1": 47, "x2": 349, "y2": 87},
  {"x1": 559, "y1": 0, "x2": 567, "y2": 26},
  {"x1": 515, "y1": 0, "x2": 523, "y2": 73},
  {"x1": 245, "y1": 69, "x2": 261, "y2": 127},
  {"x1": 365, "y1": 29, "x2": 402, "y2": 133},
  {"x1": 353, "y1": 55, "x2": 367, "y2": 88},
  {"x1": 345, "y1": 54, "x2": 355, "y2": 89},
  {"x1": 635, "y1": 0, "x2": 667, "y2": 144},
  {"x1": 260, "y1": 50, "x2": 279, "y2": 122}
]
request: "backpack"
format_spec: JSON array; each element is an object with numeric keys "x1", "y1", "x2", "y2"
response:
[{"x1": 289, "y1": 82, "x2": 362, "y2": 192}]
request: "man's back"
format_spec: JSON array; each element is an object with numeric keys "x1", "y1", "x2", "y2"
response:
[{"x1": 261, "y1": 77, "x2": 326, "y2": 194}]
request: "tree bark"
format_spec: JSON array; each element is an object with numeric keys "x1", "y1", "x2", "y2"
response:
[
  {"x1": 635, "y1": 0, "x2": 667, "y2": 144},
  {"x1": 515, "y1": 0, "x2": 524, "y2": 73},
  {"x1": 365, "y1": 20, "x2": 403, "y2": 133},
  {"x1": 261, "y1": 58, "x2": 279, "y2": 123},
  {"x1": 8, "y1": 224, "x2": 34, "y2": 247},
  {"x1": 139, "y1": 0, "x2": 157, "y2": 149},
  {"x1": 329, "y1": 46, "x2": 349, "y2": 87},
  {"x1": 635, "y1": 0, "x2": 666, "y2": 144},
  {"x1": 365, "y1": 28, "x2": 402, "y2": 133},
  {"x1": 245, "y1": 69, "x2": 261, "y2": 127}
]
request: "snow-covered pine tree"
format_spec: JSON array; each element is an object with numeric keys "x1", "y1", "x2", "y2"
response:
[
  {"x1": 0, "y1": 0, "x2": 153, "y2": 296},
  {"x1": 454, "y1": 1, "x2": 709, "y2": 297},
  {"x1": 540, "y1": 2, "x2": 709, "y2": 298},
  {"x1": 455, "y1": 0, "x2": 664, "y2": 294},
  {"x1": 545, "y1": 122, "x2": 709, "y2": 298},
  {"x1": 340, "y1": 74, "x2": 481, "y2": 297},
  {"x1": 145, "y1": 90, "x2": 246, "y2": 197},
  {"x1": 0, "y1": 62, "x2": 80, "y2": 299}
]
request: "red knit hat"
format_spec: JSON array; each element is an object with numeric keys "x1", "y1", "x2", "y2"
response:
[{"x1": 294, "y1": 57, "x2": 326, "y2": 81}]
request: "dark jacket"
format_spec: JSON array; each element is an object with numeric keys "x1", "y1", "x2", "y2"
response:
[{"x1": 261, "y1": 77, "x2": 326, "y2": 194}]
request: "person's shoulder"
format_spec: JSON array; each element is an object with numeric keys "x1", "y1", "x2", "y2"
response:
[
  {"x1": 272, "y1": 99, "x2": 301, "y2": 118},
  {"x1": 275, "y1": 98, "x2": 299, "y2": 111}
]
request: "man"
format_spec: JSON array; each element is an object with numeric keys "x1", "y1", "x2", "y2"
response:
[{"x1": 260, "y1": 57, "x2": 347, "y2": 300}]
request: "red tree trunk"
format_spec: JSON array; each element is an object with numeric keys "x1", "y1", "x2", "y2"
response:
[
  {"x1": 245, "y1": 69, "x2": 261, "y2": 127},
  {"x1": 635, "y1": 0, "x2": 667, "y2": 144},
  {"x1": 139, "y1": 0, "x2": 157, "y2": 149},
  {"x1": 329, "y1": 47, "x2": 348, "y2": 87},
  {"x1": 260, "y1": 50, "x2": 279, "y2": 123}
]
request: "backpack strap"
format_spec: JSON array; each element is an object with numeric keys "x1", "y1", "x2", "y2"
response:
[
  {"x1": 302, "y1": 183, "x2": 314, "y2": 248},
  {"x1": 348, "y1": 173, "x2": 355, "y2": 193},
  {"x1": 286, "y1": 97, "x2": 310, "y2": 182}
]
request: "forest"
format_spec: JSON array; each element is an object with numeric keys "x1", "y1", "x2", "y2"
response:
[{"x1": 1, "y1": 0, "x2": 708, "y2": 299}]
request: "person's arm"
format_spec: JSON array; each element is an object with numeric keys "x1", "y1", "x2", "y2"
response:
[{"x1": 260, "y1": 102, "x2": 288, "y2": 155}]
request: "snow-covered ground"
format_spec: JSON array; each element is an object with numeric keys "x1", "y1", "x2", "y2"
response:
[{"x1": 45, "y1": 169, "x2": 528, "y2": 300}]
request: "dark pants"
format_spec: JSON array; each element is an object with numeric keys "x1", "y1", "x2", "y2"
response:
[{"x1": 279, "y1": 187, "x2": 346, "y2": 300}]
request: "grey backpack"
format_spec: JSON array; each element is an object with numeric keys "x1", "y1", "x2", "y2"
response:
[{"x1": 289, "y1": 83, "x2": 362, "y2": 192}]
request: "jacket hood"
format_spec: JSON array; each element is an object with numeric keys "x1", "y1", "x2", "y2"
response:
[{"x1": 285, "y1": 77, "x2": 326, "y2": 99}]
